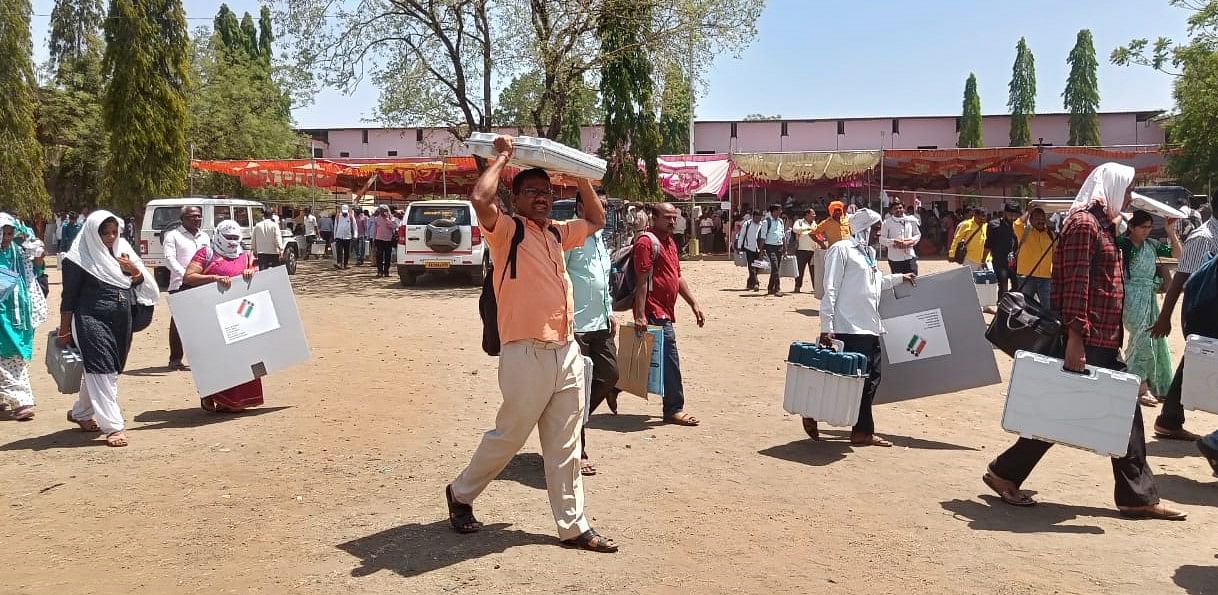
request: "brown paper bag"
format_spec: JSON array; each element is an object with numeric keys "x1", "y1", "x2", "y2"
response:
[{"x1": 615, "y1": 323, "x2": 655, "y2": 399}]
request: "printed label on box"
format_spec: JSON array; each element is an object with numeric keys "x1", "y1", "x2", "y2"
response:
[
  {"x1": 215, "y1": 290, "x2": 280, "y2": 345},
  {"x1": 881, "y1": 308, "x2": 951, "y2": 365}
]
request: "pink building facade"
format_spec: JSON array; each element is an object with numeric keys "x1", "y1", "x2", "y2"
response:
[{"x1": 302, "y1": 110, "x2": 1165, "y2": 159}]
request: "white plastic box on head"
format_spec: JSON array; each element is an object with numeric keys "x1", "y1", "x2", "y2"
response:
[
  {"x1": 1002, "y1": 350, "x2": 1140, "y2": 457},
  {"x1": 465, "y1": 133, "x2": 607, "y2": 180},
  {"x1": 1183, "y1": 334, "x2": 1218, "y2": 414}
]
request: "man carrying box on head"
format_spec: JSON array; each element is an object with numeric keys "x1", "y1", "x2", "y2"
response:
[
  {"x1": 803, "y1": 208, "x2": 915, "y2": 447},
  {"x1": 445, "y1": 135, "x2": 618, "y2": 553}
]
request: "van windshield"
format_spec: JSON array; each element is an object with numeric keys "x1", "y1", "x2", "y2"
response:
[
  {"x1": 151, "y1": 206, "x2": 195, "y2": 232},
  {"x1": 407, "y1": 206, "x2": 471, "y2": 225}
]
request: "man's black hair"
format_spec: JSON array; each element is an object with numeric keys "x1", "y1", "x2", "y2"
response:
[
  {"x1": 768, "y1": 203, "x2": 781, "y2": 212},
  {"x1": 511, "y1": 168, "x2": 550, "y2": 195}
]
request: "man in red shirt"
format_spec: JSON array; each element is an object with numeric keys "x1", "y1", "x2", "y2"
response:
[{"x1": 632, "y1": 202, "x2": 706, "y2": 426}]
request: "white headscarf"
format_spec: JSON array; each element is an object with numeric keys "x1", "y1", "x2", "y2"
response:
[
  {"x1": 1068, "y1": 162, "x2": 1134, "y2": 219},
  {"x1": 848, "y1": 208, "x2": 882, "y2": 244},
  {"x1": 63, "y1": 210, "x2": 159, "y2": 306},
  {"x1": 211, "y1": 220, "x2": 244, "y2": 259}
]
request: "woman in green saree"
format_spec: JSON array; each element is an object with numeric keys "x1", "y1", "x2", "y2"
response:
[
  {"x1": 0, "y1": 213, "x2": 49, "y2": 420},
  {"x1": 1118, "y1": 210, "x2": 1181, "y2": 407}
]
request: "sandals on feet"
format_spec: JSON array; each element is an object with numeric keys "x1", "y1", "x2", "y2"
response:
[
  {"x1": 982, "y1": 469, "x2": 1036, "y2": 507},
  {"x1": 1118, "y1": 504, "x2": 1187, "y2": 521},
  {"x1": 12, "y1": 405, "x2": 35, "y2": 421},
  {"x1": 105, "y1": 432, "x2": 128, "y2": 447},
  {"x1": 850, "y1": 434, "x2": 892, "y2": 447},
  {"x1": 445, "y1": 484, "x2": 483, "y2": 534},
  {"x1": 1137, "y1": 394, "x2": 1160, "y2": 407},
  {"x1": 67, "y1": 411, "x2": 100, "y2": 432},
  {"x1": 1153, "y1": 426, "x2": 1201, "y2": 441},
  {"x1": 666, "y1": 411, "x2": 700, "y2": 426},
  {"x1": 200, "y1": 397, "x2": 217, "y2": 412},
  {"x1": 580, "y1": 460, "x2": 598, "y2": 476},
  {"x1": 560, "y1": 529, "x2": 619, "y2": 553}
]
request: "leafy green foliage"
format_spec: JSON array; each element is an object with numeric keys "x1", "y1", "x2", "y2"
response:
[
  {"x1": 1113, "y1": 1, "x2": 1218, "y2": 187},
  {"x1": 958, "y1": 73, "x2": 983, "y2": 148},
  {"x1": 598, "y1": 0, "x2": 660, "y2": 200},
  {"x1": 258, "y1": 6, "x2": 274, "y2": 63},
  {"x1": 47, "y1": 0, "x2": 104, "y2": 78},
  {"x1": 1, "y1": 0, "x2": 50, "y2": 217},
  {"x1": 658, "y1": 63, "x2": 693, "y2": 155},
  {"x1": 102, "y1": 0, "x2": 191, "y2": 213},
  {"x1": 1064, "y1": 29, "x2": 1101, "y2": 146},
  {"x1": 1008, "y1": 37, "x2": 1036, "y2": 147}
]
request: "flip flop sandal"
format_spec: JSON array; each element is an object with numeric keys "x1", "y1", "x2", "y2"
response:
[
  {"x1": 560, "y1": 529, "x2": 619, "y2": 553},
  {"x1": 983, "y1": 471, "x2": 1036, "y2": 507},
  {"x1": 445, "y1": 485, "x2": 483, "y2": 534},
  {"x1": 200, "y1": 397, "x2": 217, "y2": 412},
  {"x1": 12, "y1": 405, "x2": 35, "y2": 421},
  {"x1": 666, "y1": 412, "x2": 700, "y2": 426},
  {"x1": 1137, "y1": 395, "x2": 1160, "y2": 407},
  {"x1": 66, "y1": 411, "x2": 100, "y2": 432},
  {"x1": 580, "y1": 461, "x2": 598, "y2": 476},
  {"x1": 1118, "y1": 506, "x2": 1188, "y2": 521},
  {"x1": 105, "y1": 432, "x2": 128, "y2": 447},
  {"x1": 851, "y1": 435, "x2": 893, "y2": 447}
]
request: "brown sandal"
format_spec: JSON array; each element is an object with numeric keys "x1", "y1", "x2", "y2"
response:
[
  {"x1": 982, "y1": 469, "x2": 1036, "y2": 507},
  {"x1": 1118, "y1": 504, "x2": 1187, "y2": 521},
  {"x1": 665, "y1": 411, "x2": 699, "y2": 426},
  {"x1": 105, "y1": 432, "x2": 128, "y2": 447},
  {"x1": 561, "y1": 529, "x2": 618, "y2": 553},
  {"x1": 850, "y1": 434, "x2": 892, "y2": 447},
  {"x1": 67, "y1": 411, "x2": 100, "y2": 432}
]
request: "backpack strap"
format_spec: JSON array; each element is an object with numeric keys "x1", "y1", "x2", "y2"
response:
[
  {"x1": 637, "y1": 231, "x2": 661, "y2": 291},
  {"x1": 547, "y1": 225, "x2": 561, "y2": 245},
  {"x1": 503, "y1": 217, "x2": 525, "y2": 282}
]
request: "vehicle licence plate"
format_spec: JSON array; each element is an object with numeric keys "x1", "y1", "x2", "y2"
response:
[{"x1": 425, "y1": 261, "x2": 451, "y2": 269}]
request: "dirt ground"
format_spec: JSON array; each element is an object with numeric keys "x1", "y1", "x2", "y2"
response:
[{"x1": 1, "y1": 256, "x2": 1216, "y2": 595}]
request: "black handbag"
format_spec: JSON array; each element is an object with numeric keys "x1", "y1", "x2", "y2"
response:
[
  {"x1": 131, "y1": 303, "x2": 154, "y2": 333},
  {"x1": 952, "y1": 225, "x2": 983, "y2": 264},
  {"x1": 984, "y1": 235, "x2": 1061, "y2": 357}
]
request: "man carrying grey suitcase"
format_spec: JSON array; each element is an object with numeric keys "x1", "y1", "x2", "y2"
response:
[{"x1": 804, "y1": 208, "x2": 914, "y2": 447}]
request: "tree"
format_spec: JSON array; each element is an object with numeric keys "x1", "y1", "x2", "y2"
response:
[
  {"x1": 0, "y1": 0, "x2": 50, "y2": 217},
  {"x1": 277, "y1": 0, "x2": 763, "y2": 144},
  {"x1": 494, "y1": 69, "x2": 603, "y2": 148},
  {"x1": 214, "y1": 4, "x2": 242, "y2": 54},
  {"x1": 1064, "y1": 29, "x2": 1101, "y2": 146},
  {"x1": 240, "y1": 13, "x2": 259, "y2": 59},
  {"x1": 47, "y1": 0, "x2": 104, "y2": 78},
  {"x1": 599, "y1": 0, "x2": 660, "y2": 199},
  {"x1": 258, "y1": 5, "x2": 273, "y2": 64},
  {"x1": 187, "y1": 27, "x2": 302, "y2": 196},
  {"x1": 1113, "y1": 0, "x2": 1218, "y2": 188},
  {"x1": 102, "y1": 0, "x2": 191, "y2": 212},
  {"x1": 1008, "y1": 37, "x2": 1036, "y2": 147},
  {"x1": 658, "y1": 63, "x2": 692, "y2": 154},
  {"x1": 958, "y1": 73, "x2": 983, "y2": 148}
]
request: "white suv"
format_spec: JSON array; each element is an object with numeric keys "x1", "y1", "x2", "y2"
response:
[
  {"x1": 397, "y1": 200, "x2": 487, "y2": 286},
  {"x1": 140, "y1": 197, "x2": 298, "y2": 288}
]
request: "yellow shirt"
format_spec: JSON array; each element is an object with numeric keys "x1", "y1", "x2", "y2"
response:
[
  {"x1": 951, "y1": 218, "x2": 988, "y2": 263},
  {"x1": 814, "y1": 217, "x2": 852, "y2": 245},
  {"x1": 1013, "y1": 218, "x2": 1054, "y2": 278}
]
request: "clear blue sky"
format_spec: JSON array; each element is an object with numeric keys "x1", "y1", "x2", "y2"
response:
[{"x1": 30, "y1": 0, "x2": 1190, "y2": 127}]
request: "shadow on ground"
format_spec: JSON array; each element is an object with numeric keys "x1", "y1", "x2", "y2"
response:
[
  {"x1": 818, "y1": 429, "x2": 978, "y2": 451},
  {"x1": 131, "y1": 406, "x2": 291, "y2": 431},
  {"x1": 940, "y1": 497, "x2": 1111, "y2": 534},
  {"x1": 584, "y1": 413, "x2": 662, "y2": 434},
  {"x1": 494, "y1": 452, "x2": 546, "y2": 490},
  {"x1": 337, "y1": 520, "x2": 554, "y2": 579},
  {"x1": 1173, "y1": 562, "x2": 1218, "y2": 595},
  {"x1": 290, "y1": 261, "x2": 480, "y2": 299},
  {"x1": 1150, "y1": 473, "x2": 1218, "y2": 507},
  {"x1": 0, "y1": 428, "x2": 104, "y2": 451},
  {"x1": 758, "y1": 439, "x2": 852, "y2": 467}
]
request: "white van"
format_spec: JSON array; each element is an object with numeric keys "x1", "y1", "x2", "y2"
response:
[
  {"x1": 140, "y1": 197, "x2": 298, "y2": 288},
  {"x1": 397, "y1": 200, "x2": 487, "y2": 286}
]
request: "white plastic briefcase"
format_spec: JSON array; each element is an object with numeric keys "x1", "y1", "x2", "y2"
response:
[
  {"x1": 1183, "y1": 334, "x2": 1218, "y2": 414},
  {"x1": 466, "y1": 132, "x2": 607, "y2": 180},
  {"x1": 44, "y1": 330, "x2": 84, "y2": 394},
  {"x1": 782, "y1": 363, "x2": 866, "y2": 427},
  {"x1": 1001, "y1": 350, "x2": 1140, "y2": 457}
]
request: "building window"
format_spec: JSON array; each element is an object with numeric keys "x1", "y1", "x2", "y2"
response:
[
  {"x1": 387, "y1": 150, "x2": 398, "y2": 157},
  {"x1": 780, "y1": 121, "x2": 789, "y2": 137},
  {"x1": 955, "y1": 118, "x2": 961, "y2": 132},
  {"x1": 416, "y1": 128, "x2": 424, "y2": 142},
  {"x1": 836, "y1": 120, "x2": 846, "y2": 135},
  {"x1": 892, "y1": 119, "x2": 900, "y2": 134},
  {"x1": 312, "y1": 148, "x2": 323, "y2": 158},
  {"x1": 916, "y1": 145, "x2": 938, "y2": 150},
  {"x1": 339, "y1": 151, "x2": 350, "y2": 158},
  {"x1": 730, "y1": 122, "x2": 737, "y2": 138},
  {"x1": 361, "y1": 129, "x2": 369, "y2": 144}
]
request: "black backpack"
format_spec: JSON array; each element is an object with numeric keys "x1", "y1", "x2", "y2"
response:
[
  {"x1": 480, "y1": 217, "x2": 561, "y2": 356},
  {"x1": 609, "y1": 232, "x2": 660, "y2": 312}
]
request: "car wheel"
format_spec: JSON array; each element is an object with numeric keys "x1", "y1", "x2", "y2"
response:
[
  {"x1": 470, "y1": 257, "x2": 488, "y2": 285},
  {"x1": 283, "y1": 247, "x2": 298, "y2": 275}
]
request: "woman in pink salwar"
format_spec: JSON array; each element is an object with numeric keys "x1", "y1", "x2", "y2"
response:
[{"x1": 182, "y1": 220, "x2": 263, "y2": 412}]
